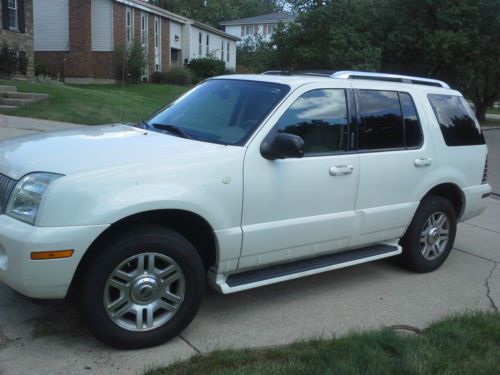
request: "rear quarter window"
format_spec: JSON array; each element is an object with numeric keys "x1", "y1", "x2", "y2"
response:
[{"x1": 428, "y1": 94, "x2": 485, "y2": 146}]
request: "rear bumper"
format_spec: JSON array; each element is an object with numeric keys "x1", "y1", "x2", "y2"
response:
[
  {"x1": 460, "y1": 184, "x2": 492, "y2": 222},
  {"x1": 0, "y1": 215, "x2": 108, "y2": 299}
]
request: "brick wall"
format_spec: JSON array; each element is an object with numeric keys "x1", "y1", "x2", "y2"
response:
[
  {"x1": 0, "y1": 0, "x2": 34, "y2": 78},
  {"x1": 35, "y1": 0, "x2": 173, "y2": 82},
  {"x1": 161, "y1": 18, "x2": 169, "y2": 72}
]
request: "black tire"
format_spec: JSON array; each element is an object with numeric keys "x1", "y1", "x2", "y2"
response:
[
  {"x1": 398, "y1": 195, "x2": 457, "y2": 273},
  {"x1": 79, "y1": 225, "x2": 205, "y2": 349}
]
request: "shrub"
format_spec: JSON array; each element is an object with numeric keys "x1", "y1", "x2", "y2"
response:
[
  {"x1": 0, "y1": 43, "x2": 23, "y2": 78},
  {"x1": 150, "y1": 66, "x2": 191, "y2": 85},
  {"x1": 188, "y1": 58, "x2": 226, "y2": 83},
  {"x1": 114, "y1": 41, "x2": 146, "y2": 84},
  {"x1": 35, "y1": 59, "x2": 48, "y2": 76}
]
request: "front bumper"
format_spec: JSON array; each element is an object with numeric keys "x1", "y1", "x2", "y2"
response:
[{"x1": 0, "y1": 215, "x2": 108, "y2": 299}]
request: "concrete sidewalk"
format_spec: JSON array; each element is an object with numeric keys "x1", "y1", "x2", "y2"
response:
[
  {"x1": 0, "y1": 114, "x2": 81, "y2": 140},
  {"x1": 0, "y1": 116, "x2": 498, "y2": 375}
]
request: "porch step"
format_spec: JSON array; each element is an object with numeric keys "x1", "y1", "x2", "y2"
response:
[
  {"x1": 0, "y1": 85, "x2": 17, "y2": 93},
  {"x1": 0, "y1": 104, "x2": 18, "y2": 109},
  {"x1": 3, "y1": 92, "x2": 49, "y2": 101},
  {"x1": 218, "y1": 242, "x2": 402, "y2": 293},
  {"x1": 0, "y1": 98, "x2": 33, "y2": 106}
]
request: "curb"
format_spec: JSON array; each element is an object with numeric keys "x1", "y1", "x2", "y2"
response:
[{"x1": 483, "y1": 127, "x2": 500, "y2": 131}]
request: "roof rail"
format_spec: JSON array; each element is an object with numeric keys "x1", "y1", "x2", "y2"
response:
[{"x1": 332, "y1": 71, "x2": 450, "y2": 89}]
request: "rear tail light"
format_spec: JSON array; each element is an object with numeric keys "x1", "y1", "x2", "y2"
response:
[{"x1": 482, "y1": 154, "x2": 488, "y2": 184}]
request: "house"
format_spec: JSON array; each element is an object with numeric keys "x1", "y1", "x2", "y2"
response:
[
  {"x1": 220, "y1": 12, "x2": 296, "y2": 46},
  {"x1": 33, "y1": 0, "x2": 238, "y2": 83},
  {"x1": 0, "y1": 0, "x2": 34, "y2": 77}
]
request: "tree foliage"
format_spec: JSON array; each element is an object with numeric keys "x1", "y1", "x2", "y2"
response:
[
  {"x1": 273, "y1": 0, "x2": 500, "y2": 120},
  {"x1": 148, "y1": 0, "x2": 281, "y2": 26}
]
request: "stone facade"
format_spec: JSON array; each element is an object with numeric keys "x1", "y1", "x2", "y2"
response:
[{"x1": 0, "y1": 0, "x2": 34, "y2": 78}]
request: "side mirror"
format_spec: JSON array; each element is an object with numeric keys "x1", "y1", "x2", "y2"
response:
[{"x1": 260, "y1": 133, "x2": 305, "y2": 160}]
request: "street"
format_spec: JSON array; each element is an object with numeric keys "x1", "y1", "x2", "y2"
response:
[{"x1": 0, "y1": 116, "x2": 498, "y2": 375}]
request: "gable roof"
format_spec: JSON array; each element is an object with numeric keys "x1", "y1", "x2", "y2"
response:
[
  {"x1": 220, "y1": 12, "x2": 296, "y2": 26},
  {"x1": 115, "y1": 0, "x2": 240, "y2": 41}
]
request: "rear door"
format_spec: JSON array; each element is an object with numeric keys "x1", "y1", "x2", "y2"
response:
[{"x1": 352, "y1": 86, "x2": 434, "y2": 247}]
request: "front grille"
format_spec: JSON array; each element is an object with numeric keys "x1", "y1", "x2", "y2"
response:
[{"x1": 0, "y1": 174, "x2": 17, "y2": 214}]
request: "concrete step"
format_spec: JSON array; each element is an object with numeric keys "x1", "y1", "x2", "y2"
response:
[
  {"x1": 0, "y1": 85, "x2": 18, "y2": 93},
  {"x1": 3, "y1": 92, "x2": 49, "y2": 102},
  {"x1": 0, "y1": 98, "x2": 33, "y2": 106},
  {"x1": 0, "y1": 104, "x2": 19, "y2": 109}
]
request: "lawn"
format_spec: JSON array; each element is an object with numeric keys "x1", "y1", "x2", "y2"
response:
[
  {"x1": 0, "y1": 80, "x2": 189, "y2": 125},
  {"x1": 146, "y1": 312, "x2": 500, "y2": 375}
]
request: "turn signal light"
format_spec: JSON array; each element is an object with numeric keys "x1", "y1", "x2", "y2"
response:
[{"x1": 31, "y1": 250, "x2": 74, "y2": 260}]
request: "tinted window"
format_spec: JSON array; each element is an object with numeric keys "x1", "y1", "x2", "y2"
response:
[
  {"x1": 428, "y1": 94, "x2": 485, "y2": 146},
  {"x1": 400, "y1": 92, "x2": 423, "y2": 147},
  {"x1": 146, "y1": 80, "x2": 289, "y2": 145},
  {"x1": 275, "y1": 89, "x2": 348, "y2": 155},
  {"x1": 358, "y1": 90, "x2": 404, "y2": 150}
]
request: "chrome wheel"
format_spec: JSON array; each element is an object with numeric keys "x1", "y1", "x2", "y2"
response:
[
  {"x1": 420, "y1": 212, "x2": 450, "y2": 261},
  {"x1": 104, "y1": 253, "x2": 186, "y2": 332}
]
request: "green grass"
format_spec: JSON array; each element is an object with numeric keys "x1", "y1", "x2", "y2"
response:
[
  {"x1": 0, "y1": 80, "x2": 189, "y2": 125},
  {"x1": 481, "y1": 118, "x2": 500, "y2": 127},
  {"x1": 146, "y1": 312, "x2": 500, "y2": 375}
]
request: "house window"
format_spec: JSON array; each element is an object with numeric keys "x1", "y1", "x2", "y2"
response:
[
  {"x1": 154, "y1": 18, "x2": 159, "y2": 47},
  {"x1": 269, "y1": 24, "x2": 277, "y2": 35},
  {"x1": 227, "y1": 41, "x2": 230, "y2": 62},
  {"x1": 126, "y1": 8, "x2": 133, "y2": 45},
  {"x1": 141, "y1": 13, "x2": 147, "y2": 47},
  {"x1": 221, "y1": 40, "x2": 224, "y2": 60},
  {"x1": 198, "y1": 32, "x2": 202, "y2": 55},
  {"x1": 8, "y1": 0, "x2": 17, "y2": 30},
  {"x1": 245, "y1": 25, "x2": 251, "y2": 36},
  {"x1": 206, "y1": 34, "x2": 209, "y2": 56}
]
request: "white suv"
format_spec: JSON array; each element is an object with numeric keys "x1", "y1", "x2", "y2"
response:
[{"x1": 0, "y1": 71, "x2": 491, "y2": 348}]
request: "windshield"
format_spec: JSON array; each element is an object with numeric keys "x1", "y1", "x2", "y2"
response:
[{"x1": 145, "y1": 79, "x2": 290, "y2": 145}]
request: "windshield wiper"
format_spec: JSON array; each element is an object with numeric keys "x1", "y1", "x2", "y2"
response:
[
  {"x1": 152, "y1": 123, "x2": 193, "y2": 139},
  {"x1": 139, "y1": 118, "x2": 150, "y2": 129}
]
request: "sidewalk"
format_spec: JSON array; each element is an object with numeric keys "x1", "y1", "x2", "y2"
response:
[{"x1": 0, "y1": 114, "x2": 81, "y2": 140}]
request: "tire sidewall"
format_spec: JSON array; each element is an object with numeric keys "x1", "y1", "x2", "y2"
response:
[
  {"x1": 80, "y1": 228, "x2": 205, "y2": 349},
  {"x1": 400, "y1": 196, "x2": 457, "y2": 272}
]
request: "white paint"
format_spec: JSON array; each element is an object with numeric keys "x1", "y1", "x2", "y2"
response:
[
  {"x1": 91, "y1": 0, "x2": 114, "y2": 52},
  {"x1": 33, "y1": 0, "x2": 69, "y2": 51}
]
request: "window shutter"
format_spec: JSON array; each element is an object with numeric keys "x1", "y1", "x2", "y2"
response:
[
  {"x1": 2, "y1": 0, "x2": 9, "y2": 30},
  {"x1": 240, "y1": 25, "x2": 244, "y2": 36},
  {"x1": 18, "y1": 0, "x2": 25, "y2": 33}
]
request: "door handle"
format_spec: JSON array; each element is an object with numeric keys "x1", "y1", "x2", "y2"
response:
[
  {"x1": 329, "y1": 165, "x2": 354, "y2": 176},
  {"x1": 414, "y1": 158, "x2": 432, "y2": 168}
]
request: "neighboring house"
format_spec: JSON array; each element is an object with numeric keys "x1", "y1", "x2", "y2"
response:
[
  {"x1": 33, "y1": 0, "x2": 238, "y2": 83},
  {"x1": 0, "y1": 0, "x2": 34, "y2": 78},
  {"x1": 220, "y1": 12, "x2": 296, "y2": 46}
]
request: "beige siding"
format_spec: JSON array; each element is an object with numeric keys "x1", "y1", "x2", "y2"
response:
[
  {"x1": 33, "y1": 0, "x2": 69, "y2": 51},
  {"x1": 91, "y1": 0, "x2": 114, "y2": 51}
]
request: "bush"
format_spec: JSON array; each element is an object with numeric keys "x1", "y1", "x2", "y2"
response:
[
  {"x1": 114, "y1": 41, "x2": 146, "y2": 84},
  {"x1": 35, "y1": 59, "x2": 48, "y2": 76},
  {"x1": 188, "y1": 58, "x2": 226, "y2": 83},
  {"x1": 150, "y1": 66, "x2": 191, "y2": 85},
  {"x1": 0, "y1": 43, "x2": 24, "y2": 78}
]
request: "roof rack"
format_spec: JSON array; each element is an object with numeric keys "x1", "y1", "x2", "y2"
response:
[
  {"x1": 261, "y1": 70, "x2": 450, "y2": 88},
  {"x1": 332, "y1": 71, "x2": 450, "y2": 88}
]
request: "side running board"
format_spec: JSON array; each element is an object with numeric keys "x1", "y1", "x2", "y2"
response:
[{"x1": 213, "y1": 242, "x2": 402, "y2": 294}]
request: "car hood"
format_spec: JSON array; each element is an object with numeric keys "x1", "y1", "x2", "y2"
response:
[{"x1": 0, "y1": 124, "x2": 226, "y2": 180}]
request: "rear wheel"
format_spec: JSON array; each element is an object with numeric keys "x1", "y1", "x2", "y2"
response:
[
  {"x1": 399, "y1": 196, "x2": 457, "y2": 273},
  {"x1": 80, "y1": 226, "x2": 205, "y2": 349}
]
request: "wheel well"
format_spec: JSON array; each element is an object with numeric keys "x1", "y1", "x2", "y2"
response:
[
  {"x1": 423, "y1": 183, "x2": 465, "y2": 218},
  {"x1": 69, "y1": 210, "x2": 217, "y2": 296}
]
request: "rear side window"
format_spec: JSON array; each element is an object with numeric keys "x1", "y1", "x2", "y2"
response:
[
  {"x1": 357, "y1": 90, "x2": 422, "y2": 150},
  {"x1": 428, "y1": 94, "x2": 485, "y2": 146}
]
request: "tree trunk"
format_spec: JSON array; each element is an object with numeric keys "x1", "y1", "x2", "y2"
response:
[{"x1": 475, "y1": 102, "x2": 489, "y2": 122}]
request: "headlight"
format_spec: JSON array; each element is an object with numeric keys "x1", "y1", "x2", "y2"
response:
[{"x1": 6, "y1": 172, "x2": 63, "y2": 225}]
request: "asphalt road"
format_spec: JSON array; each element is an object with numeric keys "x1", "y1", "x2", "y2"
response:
[{"x1": 0, "y1": 117, "x2": 499, "y2": 375}]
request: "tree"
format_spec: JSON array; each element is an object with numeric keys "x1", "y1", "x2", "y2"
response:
[{"x1": 148, "y1": 0, "x2": 281, "y2": 27}]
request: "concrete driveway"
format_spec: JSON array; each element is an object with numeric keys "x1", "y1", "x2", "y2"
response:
[{"x1": 0, "y1": 116, "x2": 499, "y2": 375}]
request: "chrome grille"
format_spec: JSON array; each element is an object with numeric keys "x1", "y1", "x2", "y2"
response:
[{"x1": 0, "y1": 174, "x2": 17, "y2": 214}]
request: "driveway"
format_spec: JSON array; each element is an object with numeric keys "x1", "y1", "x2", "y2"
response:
[{"x1": 0, "y1": 116, "x2": 499, "y2": 375}]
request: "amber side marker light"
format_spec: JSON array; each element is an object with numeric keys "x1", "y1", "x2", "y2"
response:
[{"x1": 31, "y1": 250, "x2": 74, "y2": 260}]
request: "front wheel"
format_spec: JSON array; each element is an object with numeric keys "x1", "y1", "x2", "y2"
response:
[
  {"x1": 399, "y1": 196, "x2": 457, "y2": 273},
  {"x1": 79, "y1": 226, "x2": 205, "y2": 349}
]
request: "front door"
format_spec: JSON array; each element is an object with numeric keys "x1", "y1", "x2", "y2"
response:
[{"x1": 240, "y1": 86, "x2": 360, "y2": 270}]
